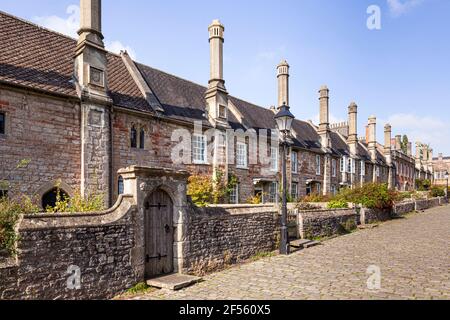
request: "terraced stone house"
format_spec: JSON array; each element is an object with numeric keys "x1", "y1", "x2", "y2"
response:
[{"x1": 0, "y1": 1, "x2": 429, "y2": 209}]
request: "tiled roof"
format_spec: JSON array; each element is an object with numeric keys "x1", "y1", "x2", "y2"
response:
[
  {"x1": 329, "y1": 131, "x2": 350, "y2": 156},
  {"x1": 0, "y1": 11, "x2": 150, "y2": 111},
  {"x1": 1, "y1": 11, "x2": 390, "y2": 160}
]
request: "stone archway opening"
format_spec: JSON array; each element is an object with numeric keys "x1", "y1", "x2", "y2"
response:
[{"x1": 42, "y1": 187, "x2": 69, "y2": 210}]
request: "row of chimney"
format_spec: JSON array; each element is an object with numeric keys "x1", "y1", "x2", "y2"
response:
[{"x1": 75, "y1": 0, "x2": 414, "y2": 161}]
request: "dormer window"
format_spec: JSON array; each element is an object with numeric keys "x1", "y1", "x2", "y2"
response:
[{"x1": 218, "y1": 105, "x2": 227, "y2": 119}]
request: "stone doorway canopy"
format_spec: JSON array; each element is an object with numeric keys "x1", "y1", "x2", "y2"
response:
[{"x1": 117, "y1": 166, "x2": 190, "y2": 279}]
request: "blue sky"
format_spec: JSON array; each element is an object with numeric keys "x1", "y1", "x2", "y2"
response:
[{"x1": 2, "y1": 0, "x2": 450, "y2": 155}]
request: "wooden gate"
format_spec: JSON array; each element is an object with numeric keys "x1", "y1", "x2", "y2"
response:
[{"x1": 144, "y1": 190, "x2": 174, "y2": 279}]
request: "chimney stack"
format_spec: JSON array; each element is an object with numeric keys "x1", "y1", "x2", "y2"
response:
[
  {"x1": 439, "y1": 153, "x2": 443, "y2": 161},
  {"x1": 208, "y1": 20, "x2": 225, "y2": 89},
  {"x1": 318, "y1": 86, "x2": 330, "y2": 148},
  {"x1": 76, "y1": 0, "x2": 112, "y2": 206},
  {"x1": 347, "y1": 102, "x2": 358, "y2": 155},
  {"x1": 75, "y1": 0, "x2": 109, "y2": 95},
  {"x1": 277, "y1": 60, "x2": 290, "y2": 108},
  {"x1": 368, "y1": 116, "x2": 377, "y2": 161},
  {"x1": 395, "y1": 135, "x2": 402, "y2": 151},
  {"x1": 78, "y1": 0, "x2": 104, "y2": 47},
  {"x1": 407, "y1": 142, "x2": 412, "y2": 157},
  {"x1": 384, "y1": 124, "x2": 392, "y2": 153},
  {"x1": 205, "y1": 19, "x2": 229, "y2": 127}
]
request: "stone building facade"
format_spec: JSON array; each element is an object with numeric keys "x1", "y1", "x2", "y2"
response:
[
  {"x1": 432, "y1": 153, "x2": 450, "y2": 187},
  {"x1": 0, "y1": 1, "x2": 438, "y2": 208}
]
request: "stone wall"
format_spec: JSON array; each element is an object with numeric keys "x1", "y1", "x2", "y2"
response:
[
  {"x1": 393, "y1": 201, "x2": 416, "y2": 216},
  {"x1": 359, "y1": 207, "x2": 391, "y2": 225},
  {"x1": 0, "y1": 87, "x2": 81, "y2": 206},
  {"x1": 298, "y1": 208, "x2": 358, "y2": 239},
  {"x1": 415, "y1": 197, "x2": 441, "y2": 211},
  {"x1": 0, "y1": 195, "x2": 138, "y2": 300},
  {"x1": 184, "y1": 204, "x2": 279, "y2": 274}
]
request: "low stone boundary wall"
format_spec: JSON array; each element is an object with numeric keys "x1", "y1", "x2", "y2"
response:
[
  {"x1": 414, "y1": 198, "x2": 441, "y2": 211},
  {"x1": 298, "y1": 208, "x2": 358, "y2": 240},
  {"x1": 359, "y1": 207, "x2": 391, "y2": 225},
  {"x1": 184, "y1": 205, "x2": 279, "y2": 275},
  {"x1": 393, "y1": 201, "x2": 416, "y2": 216},
  {"x1": 0, "y1": 195, "x2": 139, "y2": 300}
]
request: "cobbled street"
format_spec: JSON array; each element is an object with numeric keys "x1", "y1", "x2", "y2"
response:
[{"x1": 131, "y1": 206, "x2": 450, "y2": 300}]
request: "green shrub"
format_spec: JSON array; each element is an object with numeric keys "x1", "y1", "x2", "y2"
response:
[
  {"x1": 187, "y1": 171, "x2": 238, "y2": 207},
  {"x1": 335, "y1": 183, "x2": 396, "y2": 210},
  {"x1": 45, "y1": 190, "x2": 104, "y2": 214},
  {"x1": 0, "y1": 196, "x2": 39, "y2": 256},
  {"x1": 327, "y1": 199, "x2": 349, "y2": 209},
  {"x1": 429, "y1": 186, "x2": 445, "y2": 198},
  {"x1": 300, "y1": 193, "x2": 330, "y2": 203}
]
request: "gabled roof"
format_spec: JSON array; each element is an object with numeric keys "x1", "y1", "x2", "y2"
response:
[{"x1": 0, "y1": 11, "x2": 150, "y2": 111}]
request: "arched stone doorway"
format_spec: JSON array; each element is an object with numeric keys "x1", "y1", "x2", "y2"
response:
[
  {"x1": 42, "y1": 187, "x2": 69, "y2": 210},
  {"x1": 144, "y1": 189, "x2": 174, "y2": 278}
]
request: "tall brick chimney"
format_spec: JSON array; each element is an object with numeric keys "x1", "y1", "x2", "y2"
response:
[
  {"x1": 76, "y1": 0, "x2": 112, "y2": 206},
  {"x1": 205, "y1": 19, "x2": 229, "y2": 128},
  {"x1": 318, "y1": 86, "x2": 330, "y2": 148},
  {"x1": 277, "y1": 60, "x2": 289, "y2": 108},
  {"x1": 347, "y1": 102, "x2": 358, "y2": 155},
  {"x1": 368, "y1": 116, "x2": 377, "y2": 162}
]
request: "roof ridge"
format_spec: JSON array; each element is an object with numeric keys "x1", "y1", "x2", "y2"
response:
[{"x1": 136, "y1": 62, "x2": 209, "y2": 91}]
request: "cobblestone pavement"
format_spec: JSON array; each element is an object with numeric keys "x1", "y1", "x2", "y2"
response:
[{"x1": 133, "y1": 206, "x2": 450, "y2": 300}]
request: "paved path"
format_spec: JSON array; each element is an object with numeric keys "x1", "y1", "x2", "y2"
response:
[{"x1": 133, "y1": 206, "x2": 450, "y2": 300}]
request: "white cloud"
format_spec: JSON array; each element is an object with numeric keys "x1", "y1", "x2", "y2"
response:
[
  {"x1": 33, "y1": 5, "x2": 79, "y2": 38},
  {"x1": 383, "y1": 113, "x2": 450, "y2": 154},
  {"x1": 387, "y1": 0, "x2": 425, "y2": 17},
  {"x1": 33, "y1": 4, "x2": 136, "y2": 59}
]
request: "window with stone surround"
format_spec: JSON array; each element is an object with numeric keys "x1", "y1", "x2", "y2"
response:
[
  {"x1": 291, "y1": 182, "x2": 298, "y2": 201},
  {"x1": 118, "y1": 176, "x2": 124, "y2": 195},
  {"x1": 269, "y1": 182, "x2": 278, "y2": 203},
  {"x1": 229, "y1": 183, "x2": 239, "y2": 204},
  {"x1": 130, "y1": 125, "x2": 137, "y2": 148},
  {"x1": 236, "y1": 142, "x2": 248, "y2": 168},
  {"x1": 316, "y1": 155, "x2": 321, "y2": 176},
  {"x1": 332, "y1": 159, "x2": 337, "y2": 177},
  {"x1": 139, "y1": 128, "x2": 145, "y2": 149},
  {"x1": 340, "y1": 157, "x2": 345, "y2": 173},
  {"x1": 360, "y1": 161, "x2": 366, "y2": 176},
  {"x1": 192, "y1": 134, "x2": 207, "y2": 164},
  {"x1": 270, "y1": 147, "x2": 278, "y2": 172},
  {"x1": 0, "y1": 112, "x2": 5, "y2": 135},
  {"x1": 291, "y1": 151, "x2": 298, "y2": 174}
]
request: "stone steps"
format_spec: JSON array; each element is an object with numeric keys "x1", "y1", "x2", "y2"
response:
[
  {"x1": 147, "y1": 273, "x2": 202, "y2": 291},
  {"x1": 290, "y1": 239, "x2": 321, "y2": 249}
]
